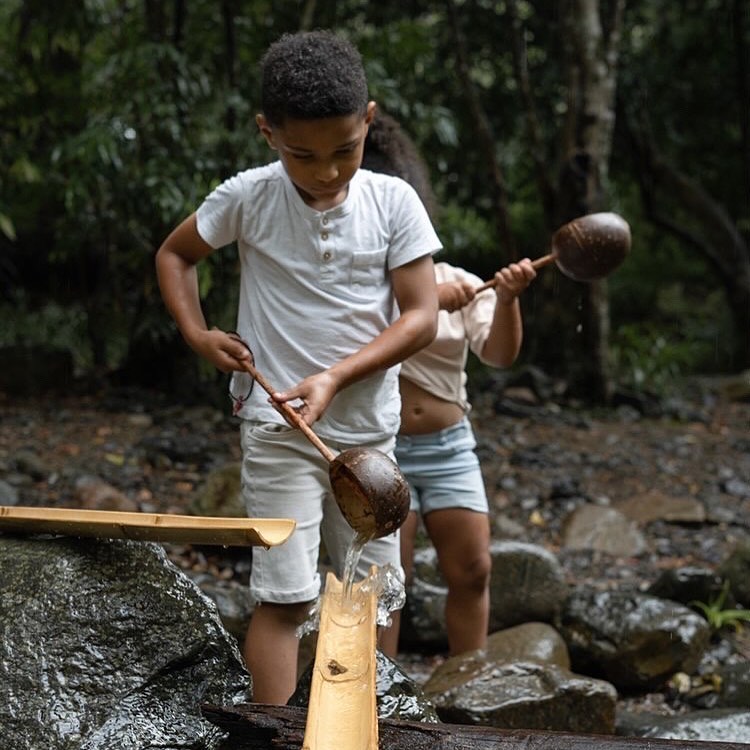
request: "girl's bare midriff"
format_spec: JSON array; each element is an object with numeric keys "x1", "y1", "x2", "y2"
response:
[{"x1": 399, "y1": 376, "x2": 464, "y2": 435}]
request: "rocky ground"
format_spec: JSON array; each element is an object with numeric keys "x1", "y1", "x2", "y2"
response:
[{"x1": 1, "y1": 377, "x2": 749, "y2": 718}]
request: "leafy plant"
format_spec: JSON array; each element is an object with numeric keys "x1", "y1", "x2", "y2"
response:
[{"x1": 691, "y1": 581, "x2": 750, "y2": 633}]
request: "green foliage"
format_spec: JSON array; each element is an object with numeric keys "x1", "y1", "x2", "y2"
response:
[
  {"x1": 691, "y1": 581, "x2": 750, "y2": 633},
  {"x1": 434, "y1": 202, "x2": 498, "y2": 275},
  {"x1": 0, "y1": 292, "x2": 92, "y2": 371},
  {"x1": 0, "y1": 0, "x2": 747, "y2": 388}
]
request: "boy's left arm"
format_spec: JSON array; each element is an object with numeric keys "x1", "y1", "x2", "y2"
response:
[{"x1": 273, "y1": 254, "x2": 438, "y2": 425}]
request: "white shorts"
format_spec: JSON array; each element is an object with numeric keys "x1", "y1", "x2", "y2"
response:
[{"x1": 240, "y1": 421, "x2": 402, "y2": 604}]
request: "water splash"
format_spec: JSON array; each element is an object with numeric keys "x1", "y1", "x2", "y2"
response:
[
  {"x1": 294, "y1": 557, "x2": 406, "y2": 637},
  {"x1": 359, "y1": 562, "x2": 405, "y2": 628}
]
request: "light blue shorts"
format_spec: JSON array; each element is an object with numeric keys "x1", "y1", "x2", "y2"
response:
[
  {"x1": 394, "y1": 417, "x2": 489, "y2": 515},
  {"x1": 240, "y1": 421, "x2": 401, "y2": 604}
]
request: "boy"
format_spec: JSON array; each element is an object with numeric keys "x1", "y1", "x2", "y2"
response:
[{"x1": 155, "y1": 31, "x2": 440, "y2": 704}]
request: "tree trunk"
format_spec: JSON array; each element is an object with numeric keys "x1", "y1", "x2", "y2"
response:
[{"x1": 557, "y1": 0, "x2": 626, "y2": 401}]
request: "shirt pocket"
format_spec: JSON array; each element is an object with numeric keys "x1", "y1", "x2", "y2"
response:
[{"x1": 349, "y1": 246, "x2": 388, "y2": 288}]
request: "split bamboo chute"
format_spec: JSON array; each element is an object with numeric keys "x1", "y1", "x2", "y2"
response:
[{"x1": 0, "y1": 506, "x2": 296, "y2": 548}]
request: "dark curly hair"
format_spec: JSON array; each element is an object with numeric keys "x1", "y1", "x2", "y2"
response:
[
  {"x1": 260, "y1": 30, "x2": 369, "y2": 127},
  {"x1": 362, "y1": 110, "x2": 438, "y2": 220}
]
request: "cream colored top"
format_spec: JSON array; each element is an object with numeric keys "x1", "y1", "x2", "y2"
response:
[{"x1": 399, "y1": 261, "x2": 497, "y2": 413}]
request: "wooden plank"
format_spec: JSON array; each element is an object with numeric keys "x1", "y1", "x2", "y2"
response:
[
  {"x1": 0, "y1": 506, "x2": 295, "y2": 547},
  {"x1": 302, "y1": 571, "x2": 378, "y2": 750},
  {"x1": 202, "y1": 703, "x2": 750, "y2": 750}
]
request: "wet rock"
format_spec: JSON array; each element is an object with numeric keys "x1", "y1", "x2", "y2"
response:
[
  {"x1": 611, "y1": 386, "x2": 664, "y2": 417},
  {"x1": 400, "y1": 542, "x2": 568, "y2": 649},
  {"x1": 0, "y1": 535, "x2": 251, "y2": 750},
  {"x1": 615, "y1": 490, "x2": 706, "y2": 525},
  {"x1": 557, "y1": 587, "x2": 711, "y2": 690},
  {"x1": 647, "y1": 566, "x2": 727, "y2": 608},
  {"x1": 718, "y1": 541, "x2": 750, "y2": 607},
  {"x1": 717, "y1": 663, "x2": 750, "y2": 709},
  {"x1": 488, "y1": 540, "x2": 568, "y2": 631},
  {"x1": 11, "y1": 449, "x2": 49, "y2": 481},
  {"x1": 289, "y1": 650, "x2": 439, "y2": 723},
  {"x1": 0, "y1": 478, "x2": 19, "y2": 506},
  {"x1": 561, "y1": 504, "x2": 647, "y2": 556},
  {"x1": 187, "y1": 572, "x2": 254, "y2": 643},
  {"x1": 399, "y1": 574, "x2": 449, "y2": 649},
  {"x1": 74, "y1": 474, "x2": 139, "y2": 511},
  {"x1": 617, "y1": 708, "x2": 750, "y2": 743},
  {"x1": 723, "y1": 477, "x2": 750, "y2": 498},
  {"x1": 137, "y1": 432, "x2": 215, "y2": 468},
  {"x1": 424, "y1": 622, "x2": 571, "y2": 694},
  {"x1": 189, "y1": 462, "x2": 244, "y2": 518},
  {"x1": 424, "y1": 659, "x2": 617, "y2": 733},
  {"x1": 493, "y1": 513, "x2": 526, "y2": 539}
]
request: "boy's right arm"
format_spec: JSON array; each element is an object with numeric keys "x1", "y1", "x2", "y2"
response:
[{"x1": 155, "y1": 213, "x2": 251, "y2": 372}]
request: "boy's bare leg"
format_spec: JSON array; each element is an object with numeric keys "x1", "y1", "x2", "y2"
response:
[
  {"x1": 424, "y1": 508, "x2": 491, "y2": 655},
  {"x1": 378, "y1": 510, "x2": 418, "y2": 658},
  {"x1": 243, "y1": 600, "x2": 311, "y2": 704}
]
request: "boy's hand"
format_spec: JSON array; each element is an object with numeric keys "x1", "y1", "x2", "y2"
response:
[
  {"x1": 438, "y1": 281, "x2": 475, "y2": 312},
  {"x1": 189, "y1": 328, "x2": 254, "y2": 373},
  {"x1": 492, "y1": 258, "x2": 537, "y2": 305},
  {"x1": 273, "y1": 370, "x2": 340, "y2": 427}
]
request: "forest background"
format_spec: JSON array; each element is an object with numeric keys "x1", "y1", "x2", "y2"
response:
[{"x1": 1, "y1": 0, "x2": 748, "y2": 406}]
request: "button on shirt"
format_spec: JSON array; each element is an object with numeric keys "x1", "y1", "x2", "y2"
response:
[{"x1": 196, "y1": 162, "x2": 442, "y2": 443}]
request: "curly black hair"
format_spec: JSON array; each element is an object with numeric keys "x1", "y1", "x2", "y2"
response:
[
  {"x1": 362, "y1": 110, "x2": 438, "y2": 220},
  {"x1": 260, "y1": 30, "x2": 369, "y2": 127}
]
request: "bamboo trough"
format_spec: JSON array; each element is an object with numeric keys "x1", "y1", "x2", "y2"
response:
[{"x1": 302, "y1": 570, "x2": 379, "y2": 750}]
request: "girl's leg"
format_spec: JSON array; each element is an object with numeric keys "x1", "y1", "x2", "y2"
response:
[
  {"x1": 377, "y1": 509, "x2": 419, "y2": 658},
  {"x1": 423, "y1": 507, "x2": 491, "y2": 654}
]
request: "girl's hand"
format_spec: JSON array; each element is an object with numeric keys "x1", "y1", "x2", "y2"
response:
[
  {"x1": 438, "y1": 281, "x2": 476, "y2": 312},
  {"x1": 492, "y1": 258, "x2": 537, "y2": 305}
]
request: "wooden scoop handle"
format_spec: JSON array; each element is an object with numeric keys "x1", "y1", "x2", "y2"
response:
[
  {"x1": 474, "y1": 253, "x2": 555, "y2": 293},
  {"x1": 237, "y1": 358, "x2": 336, "y2": 463}
]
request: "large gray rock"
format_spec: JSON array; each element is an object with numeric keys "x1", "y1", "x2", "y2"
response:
[
  {"x1": 189, "y1": 462, "x2": 244, "y2": 518},
  {"x1": 488, "y1": 540, "x2": 568, "y2": 631},
  {"x1": 557, "y1": 587, "x2": 711, "y2": 690},
  {"x1": 0, "y1": 535, "x2": 251, "y2": 750},
  {"x1": 424, "y1": 659, "x2": 617, "y2": 733},
  {"x1": 399, "y1": 541, "x2": 568, "y2": 649},
  {"x1": 424, "y1": 622, "x2": 571, "y2": 691},
  {"x1": 421, "y1": 621, "x2": 615, "y2": 733},
  {"x1": 561, "y1": 504, "x2": 647, "y2": 556}
]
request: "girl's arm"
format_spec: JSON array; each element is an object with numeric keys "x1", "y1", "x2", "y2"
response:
[{"x1": 480, "y1": 258, "x2": 536, "y2": 368}]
